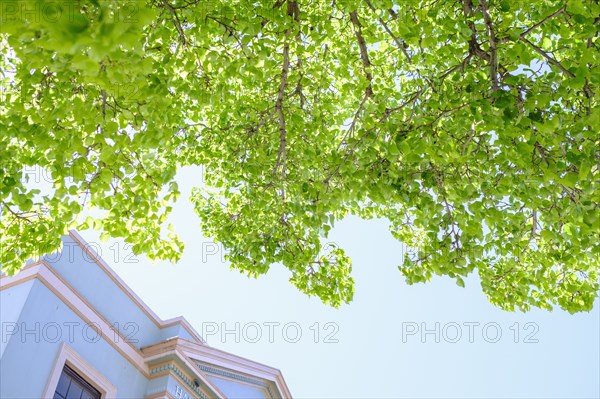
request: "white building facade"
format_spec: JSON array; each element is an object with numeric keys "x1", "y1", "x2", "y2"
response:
[{"x1": 0, "y1": 231, "x2": 291, "y2": 399}]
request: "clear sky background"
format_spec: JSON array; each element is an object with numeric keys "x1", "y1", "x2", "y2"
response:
[{"x1": 78, "y1": 165, "x2": 599, "y2": 399}]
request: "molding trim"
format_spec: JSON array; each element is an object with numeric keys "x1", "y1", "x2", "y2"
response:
[
  {"x1": 67, "y1": 230, "x2": 205, "y2": 344},
  {"x1": 182, "y1": 344, "x2": 292, "y2": 398},
  {"x1": 196, "y1": 363, "x2": 277, "y2": 399},
  {"x1": 141, "y1": 342, "x2": 226, "y2": 399},
  {"x1": 2, "y1": 234, "x2": 293, "y2": 399},
  {"x1": 145, "y1": 393, "x2": 175, "y2": 399},
  {"x1": 150, "y1": 363, "x2": 209, "y2": 399},
  {"x1": 1, "y1": 261, "x2": 150, "y2": 377},
  {"x1": 142, "y1": 337, "x2": 292, "y2": 399},
  {"x1": 41, "y1": 342, "x2": 117, "y2": 398},
  {"x1": 0, "y1": 262, "x2": 40, "y2": 291},
  {"x1": 1, "y1": 232, "x2": 204, "y2": 345}
]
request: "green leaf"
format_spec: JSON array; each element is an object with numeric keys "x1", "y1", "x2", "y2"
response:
[{"x1": 1, "y1": 0, "x2": 598, "y2": 313}]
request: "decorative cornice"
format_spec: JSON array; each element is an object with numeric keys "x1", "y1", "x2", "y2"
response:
[
  {"x1": 150, "y1": 363, "x2": 209, "y2": 399},
  {"x1": 141, "y1": 340, "x2": 227, "y2": 399},
  {"x1": 195, "y1": 363, "x2": 279, "y2": 399},
  {"x1": 176, "y1": 339, "x2": 292, "y2": 398}
]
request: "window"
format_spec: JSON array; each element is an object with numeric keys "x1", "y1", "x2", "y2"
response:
[
  {"x1": 43, "y1": 343, "x2": 116, "y2": 398},
  {"x1": 53, "y1": 365, "x2": 101, "y2": 399}
]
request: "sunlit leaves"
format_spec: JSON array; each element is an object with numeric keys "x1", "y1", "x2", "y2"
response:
[{"x1": 1, "y1": 0, "x2": 598, "y2": 311}]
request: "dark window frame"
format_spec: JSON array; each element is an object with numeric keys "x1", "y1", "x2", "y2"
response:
[{"x1": 54, "y1": 364, "x2": 102, "y2": 399}]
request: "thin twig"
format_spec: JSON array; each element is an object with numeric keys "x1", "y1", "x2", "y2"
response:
[
  {"x1": 500, "y1": 6, "x2": 566, "y2": 43},
  {"x1": 364, "y1": 0, "x2": 411, "y2": 62},
  {"x1": 520, "y1": 37, "x2": 575, "y2": 78}
]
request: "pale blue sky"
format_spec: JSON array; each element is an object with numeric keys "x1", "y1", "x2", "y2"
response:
[{"x1": 80, "y1": 166, "x2": 599, "y2": 399}]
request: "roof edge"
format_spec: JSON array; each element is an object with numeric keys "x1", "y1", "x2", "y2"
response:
[
  {"x1": 67, "y1": 229, "x2": 206, "y2": 345},
  {"x1": 141, "y1": 337, "x2": 293, "y2": 398}
]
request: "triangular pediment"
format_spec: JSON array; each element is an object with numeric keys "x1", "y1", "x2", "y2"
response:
[{"x1": 193, "y1": 361, "x2": 282, "y2": 399}]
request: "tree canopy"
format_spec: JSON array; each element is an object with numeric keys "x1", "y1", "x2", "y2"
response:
[{"x1": 1, "y1": 0, "x2": 598, "y2": 312}]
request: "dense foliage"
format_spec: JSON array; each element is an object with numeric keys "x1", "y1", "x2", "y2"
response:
[{"x1": 1, "y1": 0, "x2": 598, "y2": 312}]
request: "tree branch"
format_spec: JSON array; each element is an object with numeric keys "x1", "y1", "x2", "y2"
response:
[
  {"x1": 349, "y1": 10, "x2": 374, "y2": 98},
  {"x1": 2, "y1": 203, "x2": 34, "y2": 224},
  {"x1": 273, "y1": 6, "x2": 294, "y2": 180},
  {"x1": 531, "y1": 209, "x2": 537, "y2": 241},
  {"x1": 162, "y1": 0, "x2": 187, "y2": 45},
  {"x1": 500, "y1": 5, "x2": 566, "y2": 43},
  {"x1": 289, "y1": 0, "x2": 305, "y2": 109},
  {"x1": 380, "y1": 89, "x2": 422, "y2": 123},
  {"x1": 479, "y1": 0, "x2": 499, "y2": 91},
  {"x1": 519, "y1": 37, "x2": 575, "y2": 78},
  {"x1": 462, "y1": 0, "x2": 490, "y2": 62},
  {"x1": 337, "y1": 92, "x2": 369, "y2": 150},
  {"x1": 461, "y1": 124, "x2": 476, "y2": 156},
  {"x1": 364, "y1": 0, "x2": 411, "y2": 62}
]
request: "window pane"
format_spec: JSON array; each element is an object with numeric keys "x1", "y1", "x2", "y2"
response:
[
  {"x1": 65, "y1": 380, "x2": 83, "y2": 399},
  {"x1": 54, "y1": 366, "x2": 101, "y2": 399},
  {"x1": 55, "y1": 372, "x2": 71, "y2": 396},
  {"x1": 80, "y1": 391, "x2": 94, "y2": 399}
]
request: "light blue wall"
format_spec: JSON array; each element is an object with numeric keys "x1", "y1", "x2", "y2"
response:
[
  {"x1": 145, "y1": 375, "x2": 171, "y2": 397},
  {"x1": 0, "y1": 240, "x2": 199, "y2": 398},
  {"x1": 0, "y1": 235, "x2": 200, "y2": 397},
  {"x1": 1, "y1": 235, "x2": 283, "y2": 399},
  {"x1": 156, "y1": 323, "x2": 196, "y2": 343},
  {"x1": 0, "y1": 280, "x2": 147, "y2": 398},
  {"x1": 42, "y1": 235, "x2": 196, "y2": 347},
  {"x1": 0, "y1": 279, "x2": 148, "y2": 398},
  {"x1": 0, "y1": 279, "x2": 34, "y2": 359},
  {"x1": 208, "y1": 376, "x2": 269, "y2": 399}
]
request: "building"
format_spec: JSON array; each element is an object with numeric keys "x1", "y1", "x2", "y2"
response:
[{"x1": 0, "y1": 231, "x2": 292, "y2": 399}]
